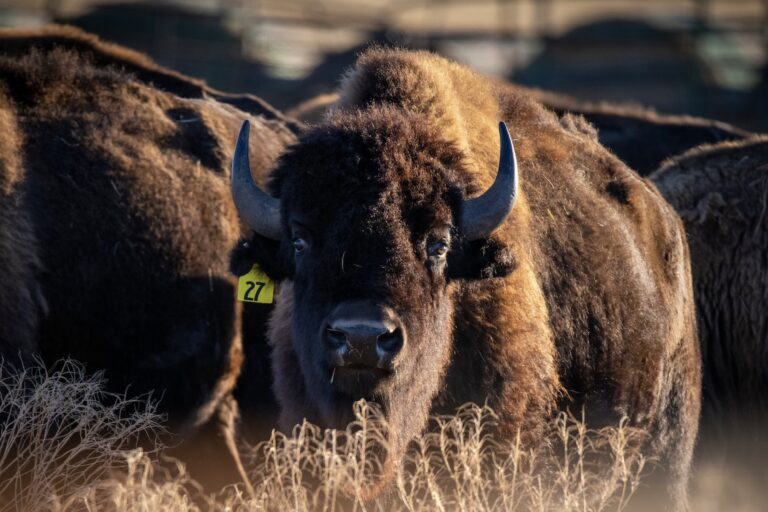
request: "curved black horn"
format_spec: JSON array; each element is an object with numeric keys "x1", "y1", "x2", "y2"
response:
[
  {"x1": 460, "y1": 122, "x2": 518, "y2": 240},
  {"x1": 231, "y1": 120, "x2": 282, "y2": 240}
]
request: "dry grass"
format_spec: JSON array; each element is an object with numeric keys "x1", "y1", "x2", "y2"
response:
[
  {"x1": 243, "y1": 402, "x2": 648, "y2": 512},
  {"x1": 61, "y1": 451, "x2": 203, "y2": 512},
  {"x1": 0, "y1": 360, "x2": 654, "y2": 511},
  {"x1": 0, "y1": 359, "x2": 162, "y2": 511}
]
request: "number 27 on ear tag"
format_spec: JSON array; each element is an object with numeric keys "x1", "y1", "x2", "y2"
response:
[{"x1": 237, "y1": 264, "x2": 274, "y2": 304}]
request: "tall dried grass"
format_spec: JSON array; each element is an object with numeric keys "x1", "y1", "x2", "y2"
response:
[
  {"x1": 0, "y1": 359, "x2": 162, "y2": 511},
  {"x1": 243, "y1": 402, "x2": 648, "y2": 512},
  {"x1": 0, "y1": 361, "x2": 651, "y2": 512}
]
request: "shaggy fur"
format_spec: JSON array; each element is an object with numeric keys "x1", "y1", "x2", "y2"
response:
[
  {"x1": 0, "y1": 26, "x2": 296, "y2": 488},
  {"x1": 235, "y1": 49, "x2": 701, "y2": 510},
  {"x1": 652, "y1": 136, "x2": 768, "y2": 426},
  {"x1": 0, "y1": 99, "x2": 44, "y2": 367},
  {"x1": 288, "y1": 87, "x2": 751, "y2": 176},
  {"x1": 530, "y1": 88, "x2": 752, "y2": 175}
]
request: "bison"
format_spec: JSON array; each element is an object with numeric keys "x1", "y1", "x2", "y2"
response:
[
  {"x1": 0, "y1": 26, "x2": 296, "y2": 490},
  {"x1": 231, "y1": 49, "x2": 701, "y2": 509},
  {"x1": 536, "y1": 91, "x2": 752, "y2": 176},
  {"x1": 651, "y1": 136, "x2": 768, "y2": 505},
  {"x1": 651, "y1": 136, "x2": 768, "y2": 428}
]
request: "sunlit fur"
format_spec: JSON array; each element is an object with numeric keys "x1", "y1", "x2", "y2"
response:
[{"x1": 285, "y1": 88, "x2": 751, "y2": 176}]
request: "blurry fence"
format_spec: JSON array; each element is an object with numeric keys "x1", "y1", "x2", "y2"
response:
[{"x1": 0, "y1": 0, "x2": 766, "y2": 129}]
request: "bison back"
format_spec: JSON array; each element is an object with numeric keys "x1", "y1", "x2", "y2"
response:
[{"x1": 0, "y1": 27, "x2": 294, "y2": 428}]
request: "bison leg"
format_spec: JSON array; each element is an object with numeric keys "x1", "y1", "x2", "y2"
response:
[
  {"x1": 166, "y1": 393, "x2": 255, "y2": 497},
  {"x1": 0, "y1": 211, "x2": 43, "y2": 367},
  {"x1": 629, "y1": 349, "x2": 701, "y2": 512}
]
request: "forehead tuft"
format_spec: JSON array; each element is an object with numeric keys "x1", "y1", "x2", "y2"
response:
[{"x1": 270, "y1": 106, "x2": 467, "y2": 209}]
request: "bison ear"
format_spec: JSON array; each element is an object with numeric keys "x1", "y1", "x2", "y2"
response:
[
  {"x1": 229, "y1": 234, "x2": 293, "y2": 281},
  {"x1": 447, "y1": 236, "x2": 517, "y2": 280}
]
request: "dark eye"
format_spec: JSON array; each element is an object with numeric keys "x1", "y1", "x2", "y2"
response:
[
  {"x1": 293, "y1": 238, "x2": 308, "y2": 253},
  {"x1": 428, "y1": 241, "x2": 449, "y2": 258}
]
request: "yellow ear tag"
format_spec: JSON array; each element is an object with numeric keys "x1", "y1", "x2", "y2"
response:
[{"x1": 237, "y1": 264, "x2": 274, "y2": 304}]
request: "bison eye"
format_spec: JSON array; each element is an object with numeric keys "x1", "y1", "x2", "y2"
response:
[
  {"x1": 293, "y1": 238, "x2": 308, "y2": 253},
  {"x1": 428, "y1": 241, "x2": 449, "y2": 259}
]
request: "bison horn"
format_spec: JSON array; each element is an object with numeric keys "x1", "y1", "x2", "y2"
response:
[
  {"x1": 231, "y1": 120, "x2": 282, "y2": 240},
  {"x1": 461, "y1": 122, "x2": 518, "y2": 240}
]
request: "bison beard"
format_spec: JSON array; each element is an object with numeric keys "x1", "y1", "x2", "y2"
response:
[
  {"x1": 281, "y1": 280, "x2": 456, "y2": 490},
  {"x1": 232, "y1": 49, "x2": 701, "y2": 510}
]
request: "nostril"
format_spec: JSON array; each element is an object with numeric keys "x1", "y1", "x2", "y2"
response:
[
  {"x1": 325, "y1": 327, "x2": 347, "y2": 350},
  {"x1": 376, "y1": 328, "x2": 403, "y2": 355}
]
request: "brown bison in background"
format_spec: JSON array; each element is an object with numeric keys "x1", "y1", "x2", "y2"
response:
[
  {"x1": 652, "y1": 136, "x2": 768, "y2": 427},
  {"x1": 534, "y1": 90, "x2": 752, "y2": 175},
  {"x1": 0, "y1": 26, "x2": 296, "y2": 490},
  {"x1": 232, "y1": 49, "x2": 701, "y2": 509},
  {"x1": 651, "y1": 137, "x2": 768, "y2": 505}
]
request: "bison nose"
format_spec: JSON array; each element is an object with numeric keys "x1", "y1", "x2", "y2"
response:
[
  {"x1": 323, "y1": 302, "x2": 404, "y2": 368},
  {"x1": 325, "y1": 322, "x2": 403, "y2": 358}
]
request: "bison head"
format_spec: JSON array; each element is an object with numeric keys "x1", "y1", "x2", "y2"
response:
[{"x1": 231, "y1": 107, "x2": 517, "y2": 465}]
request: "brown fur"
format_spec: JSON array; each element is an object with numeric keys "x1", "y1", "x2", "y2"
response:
[
  {"x1": 291, "y1": 85, "x2": 751, "y2": 175},
  {"x1": 0, "y1": 25, "x2": 302, "y2": 136},
  {"x1": 527, "y1": 87, "x2": 752, "y2": 175},
  {"x1": 240, "y1": 49, "x2": 701, "y2": 510},
  {"x1": 652, "y1": 136, "x2": 768, "y2": 425},
  {"x1": 286, "y1": 93, "x2": 340, "y2": 124},
  {"x1": 0, "y1": 26, "x2": 296, "y2": 490},
  {"x1": 0, "y1": 92, "x2": 44, "y2": 365}
]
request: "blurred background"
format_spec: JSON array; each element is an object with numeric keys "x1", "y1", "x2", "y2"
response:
[{"x1": 0, "y1": 0, "x2": 765, "y2": 130}]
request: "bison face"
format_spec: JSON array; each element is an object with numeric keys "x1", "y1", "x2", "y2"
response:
[{"x1": 231, "y1": 108, "x2": 517, "y2": 444}]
